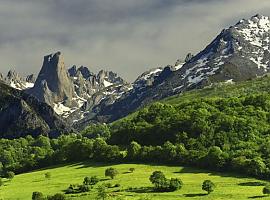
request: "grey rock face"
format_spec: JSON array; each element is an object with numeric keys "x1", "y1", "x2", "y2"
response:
[
  {"x1": 0, "y1": 82, "x2": 73, "y2": 138},
  {"x1": 26, "y1": 74, "x2": 36, "y2": 83},
  {"x1": 28, "y1": 52, "x2": 75, "y2": 107},
  {"x1": 3, "y1": 70, "x2": 34, "y2": 90}
]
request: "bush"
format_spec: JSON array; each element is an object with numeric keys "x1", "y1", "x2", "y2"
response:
[
  {"x1": 263, "y1": 185, "x2": 270, "y2": 195},
  {"x1": 149, "y1": 171, "x2": 183, "y2": 192},
  {"x1": 115, "y1": 183, "x2": 121, "y2": 187},
  {"x1": 47, "y1": 193, "x2": 66, "y2": 200},
  {"x1": 83, "y1": 176, "x2": 99, "y2": 185},
  {"x1": 6, "y1": 171, "x2": 15, "y2": 180},
  {"x1": 65, "y1": 184, "x2": 90, "y2": 194},
  {"x1": 105, "y1": 167, "x2": 119, "y2": 179},
  {"x1": 129, "y1": 168, "x2": 135, "y2": 173},
  {"x1": 45, "y1": 172, "x2": 52, "y2": 179},
  {"x1": 169, "y1": 178, "x2": 183, "y2": 191},
  {"x1": 96, "y1": 184, "x2": 109, "y2": 200},
  {"x1": 202, "y1": 180, "x2": 215, "y2": 194},
  {"x1": 32, "y1": 192, "x2": 44, "y2": 200}
]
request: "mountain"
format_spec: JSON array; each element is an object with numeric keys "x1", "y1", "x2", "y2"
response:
[
  {"x1": 93, "y1": 14, "x2": 270, "y2": 122},
  {"x1": 1, "y1": 70, "x2": 35, "y2": 90},
  {"x1": 2, "y1": 14, "x2": 270, "y2": 129},
  {"x1": 0, "y1": 81, "x2": 72, "y2": 138}
]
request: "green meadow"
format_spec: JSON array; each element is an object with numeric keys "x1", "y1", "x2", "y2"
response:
[{"x1": 0, "y1": 163, "x2": 268, "y2": 200}]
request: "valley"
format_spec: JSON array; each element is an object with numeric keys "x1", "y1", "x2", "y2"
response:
[{"x1": 0, "y1": 163, "x2": 267, "y2": 200}]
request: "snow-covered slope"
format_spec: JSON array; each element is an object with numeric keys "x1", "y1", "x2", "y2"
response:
[
  {"x1": 93, "y1": 14, "x2": 270, "y2": 123},
  {"x1": 2, "y1": 70, "x2": 35, "y2": 90}
]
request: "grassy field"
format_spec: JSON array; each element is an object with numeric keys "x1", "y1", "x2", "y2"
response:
[{"x1": 0, "y1": 162, "x2": 268, "y2": 200}]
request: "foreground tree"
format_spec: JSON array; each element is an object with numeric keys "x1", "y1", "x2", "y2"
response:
[
  {"x1": 202, "y1": 180, "x2": 215, "y2": 194},
  {"x1": 105, "y1": 168, "x2": 119, "y2": 179}
]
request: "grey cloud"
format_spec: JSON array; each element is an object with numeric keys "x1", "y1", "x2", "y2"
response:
[{"x1": 0, "y1": 0, "x2": 270, "y2": 81}]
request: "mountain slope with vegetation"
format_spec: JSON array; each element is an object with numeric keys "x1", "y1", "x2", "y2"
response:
[{"x1": 0, "y1": 81, "x2": 72, "y2": 138}]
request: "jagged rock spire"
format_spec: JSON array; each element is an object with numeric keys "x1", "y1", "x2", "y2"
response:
[{"x1": 28, "y1": 51, "x2": 75, "y2": 106}]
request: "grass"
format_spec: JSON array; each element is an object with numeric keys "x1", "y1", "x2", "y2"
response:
[{"x1": 0, "y1": 162, "x2": 268, "y2": 200}]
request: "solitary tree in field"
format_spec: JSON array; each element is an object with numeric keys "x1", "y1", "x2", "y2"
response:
[
  {"x1": 263, "y1": 185, "x2": 270, "y2": 195},
  {"x1": 202, "y1": 180, "x2": 215, "y2": 194},
  {"x1": 105, "y1": 167, "x2": 119, "y2": 179}
]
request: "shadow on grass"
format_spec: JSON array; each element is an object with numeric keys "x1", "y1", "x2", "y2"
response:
[
  {"x1": 176, "y1": 167, "x2": 250, "y2": 179},
  {"x1": 184, "y1": 193, "x2": 207, "y2": 197},
  {"x1": 125, "y1": 187, "x2": 154, "y2": 193},
  {"x1": 122, "y1": 171, "x2": 132, "y2": 174},
  {"x1": 248, "y1": 195, "x2": 268, "y2": 199},
  {"x1": 238, "y1": 182, "x2": 266, "y2": 187}
]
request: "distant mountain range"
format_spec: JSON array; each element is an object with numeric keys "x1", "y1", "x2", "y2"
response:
[{"x1": 1, "y1": 14, "x2": 270, "y2": 136}]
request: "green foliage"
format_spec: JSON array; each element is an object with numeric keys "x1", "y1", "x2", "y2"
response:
[
  {"x1": 129, "y1": 168, "x2": 135, "y2": 173},
  {"x1": 6, "y1": 171, "x2": 15, "y2": 180},
  {"x1": 149, "y1": 171, "x2": 167, "y2": 189},
  {"x1": 169, "y1": 178, "x2": 183, "y2": 191},
  {"x1": 263, "y1": 185, "x2": 270, "y2": 195},
  {"x1": 81, "y1": 124, "x2": 111, "y2": 140},
  {"x1": 83, "y1": 176, "x2": 99, "y2": 185},
  {"x1": 96, "y1": 184, "x2": 109, "y2": 200},
  {"x1": 0, "y1": 177, "x2": 3, "y2": 187},
  {"x1": 32, "y1": 192, "x2": 45, "y2": 200},
  {"x1": 65, "y1": 183, "x2": 90, "y2": 194},
  {"x1": 47, "y1": 193, "x2": 66, "y2": 200},
  {"x1": 202, "y1": 180, "x2": 215, "y2": 194},
  {"x1": 149, "y1": 171, "x2": 183, "y2": 192},
  {"x1": 105, "y1": 167, "x2": 119, "y2": 179}
]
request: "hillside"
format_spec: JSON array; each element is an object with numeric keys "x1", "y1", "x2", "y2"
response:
[
  {"x1": 163, "y1": 76, "x2": 270, "y2": 105},
  {"x1": 0, "y1": 81, "x2": 72, "y2": 138},
  {"x1": 0, "y1": 162, "x2": 267, "y2": 200}
]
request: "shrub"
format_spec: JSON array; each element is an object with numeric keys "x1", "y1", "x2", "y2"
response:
[
  {"x1": 202, "y1": 180, "x2": 215, "y2": 194},
  {"x1": 96, "y1": 184, "x2": 109, "y2": 200},
  {"x1": 45, "y1": 172, "x2": 52, "y2": 179},
  {"x1": 105, "y1": 168, "x2": 119, "y2": 179},
  {"x1": 32, "y1": 192, "x2": 45, "y2": 200},
  {"x1": 65, "y1": 184, "x2": 90, "y2": 194},
  {"x1": 129, "y1": 168, "x2": 135, "y2": 173},
  {"x1": 83, "y1": 176, "x2": 99, "y2": 185},
  {"x1": 6, "y1": 171, "x2": 15, "y2": 180},
  {"x1": 47, "y1": 193, "x2": 66, "y2": 200},
  {"x1": 149, "y1": 171, "x2": 183, "y2": 192},
  {"x1": 263, "y1": 185, "x2": 270, "y2": 195},
  {"x1": 169, "y1": 178, "x2": 183, "y2": 191},
  {"x1": 115, "y1": 183, "x2": 121, "y2": 187}
]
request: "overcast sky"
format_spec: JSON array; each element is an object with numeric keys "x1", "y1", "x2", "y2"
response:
[{"x1": 1, "y1": 0, "x2": 270, "y2": 81}]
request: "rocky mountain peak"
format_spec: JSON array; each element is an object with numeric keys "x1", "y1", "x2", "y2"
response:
[{"x1": 28, "y1": 51, "x2": 75, "y2": 107}]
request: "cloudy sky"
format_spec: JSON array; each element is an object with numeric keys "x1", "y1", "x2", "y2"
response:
[{"x1": 1, "y1": 0, "x2": 270, "y2": 81}]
